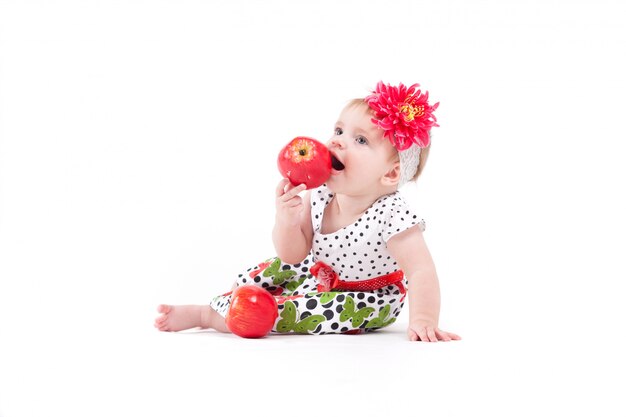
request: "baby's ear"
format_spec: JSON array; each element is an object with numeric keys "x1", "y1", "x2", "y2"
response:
[{"x1": 381, "y1": 162, "x2": 401, "y2": 186}]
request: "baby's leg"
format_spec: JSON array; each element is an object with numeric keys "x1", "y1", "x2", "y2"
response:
[
  {"x1": 210, "y1": 255, "x2": 317, "y2": 323},
  {"x1": 154, "y1": 304, "x2": 229, "y2": 333},
  {"x1": 272, "y1": 288, "x2": 405, "y2": 335},
  {"x1": 155, "y1": 256, "x2": 316, "y2": 333},
  {"x1": 234, "y1": 255, "x2": 316, "y2": 295}
]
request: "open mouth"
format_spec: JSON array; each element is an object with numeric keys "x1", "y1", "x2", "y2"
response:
[{"x1": 331, "y1": 154, "x2": 345, "y2": 171}]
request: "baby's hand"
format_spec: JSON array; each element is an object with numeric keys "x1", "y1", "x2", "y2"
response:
[
  {"x1": 407, "y1": 320, "x2": 461, "y2": 342},
  {"x1": 275, "y1": 179, "x2": 307, "y2": 227}
]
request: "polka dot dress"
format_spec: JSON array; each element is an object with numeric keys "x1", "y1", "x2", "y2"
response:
[
  {"x1": 311, "y1": 185, "x2": 426, "y2": 281},
  {"x1": 209, "y1": 185, "x2": 426, "y2": 335}
]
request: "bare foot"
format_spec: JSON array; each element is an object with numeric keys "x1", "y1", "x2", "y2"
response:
[{"x1": 154, "y1": 304, "x2": 220, "y2": 332}]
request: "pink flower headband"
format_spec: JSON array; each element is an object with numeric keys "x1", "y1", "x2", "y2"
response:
[{"x1": 364, "y1": 81, "x2": 439, "y2": 151}]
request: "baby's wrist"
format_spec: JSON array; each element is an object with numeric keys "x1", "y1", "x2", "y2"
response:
[
  {"x1": 409, "y1": 314, "x2": 438, "y2": 328},
  {"x1": 274, "y1": 213, "x2": 301, "y2": 229}
]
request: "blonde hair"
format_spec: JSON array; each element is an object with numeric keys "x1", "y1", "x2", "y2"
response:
[{"x1": 345, "y1": 98, "x2": 431, "y2": 183}]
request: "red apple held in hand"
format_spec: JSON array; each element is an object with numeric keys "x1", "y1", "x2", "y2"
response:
[
  {"x1": 226, "y1": 285, "x2": 278, "y2": 338},
  {"x1": 277, "y1": 137, "x2": 332, "y2": 189}
]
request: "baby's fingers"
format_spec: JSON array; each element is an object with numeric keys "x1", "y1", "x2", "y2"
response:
[
  {"x1": 435, "y1": 328, "x2": 452, "y2": 341},
  {"x1": 426, "y1": 327, "x2": 438, "y2": 342},
  {"x1": 280, "y1": 183, "x2": 306, "y2": 202},
  {"x1": 435, "y1": 328, "x2": 461, "y2": 341},
  {"x1": 411, "y1": 327, "x2": 429, "y2": 342},
  {"x1": 275, "y1": 178, "x2": 291, "y2": 197},
  {"x1": 444, "y1": 330, "x2": 462, "y2": 341},
  {"x1": 284, "y1": 196, "x2": 303, "y2": 208},
  {"x1": 409, "y1": 325, "x2": 462, "y2": 342}
]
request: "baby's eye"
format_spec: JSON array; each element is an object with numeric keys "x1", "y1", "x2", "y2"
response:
[
  {"x1": 334, "y1": 127, "x2": 343, "y2": 135},
  {"x1": 355, "y1": 136, "x2": 368, "y2": 145}
]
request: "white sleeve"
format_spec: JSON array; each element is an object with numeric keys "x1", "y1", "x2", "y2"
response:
[{"x1": 381, "y1": 197, "x2": 426, "y2": 243}]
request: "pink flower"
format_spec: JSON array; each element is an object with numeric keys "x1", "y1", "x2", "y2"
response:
[
  {"x1": 310, "y1": 261, "x2": 339, "y2": 293},
  {"x1": 365, "y1": 81, "x2": 439, "y2": 151}
]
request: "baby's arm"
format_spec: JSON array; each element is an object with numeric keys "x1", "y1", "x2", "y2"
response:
[
  {"x1": 387, "y1": 226, "x2": 461, "y2": 342},
  {"x1": 272, "y1": 179, "x2": 313, "y2": 264}
]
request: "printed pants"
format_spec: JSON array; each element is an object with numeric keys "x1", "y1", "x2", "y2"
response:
[{"x1": 209, "y1": 254, "x2": 406, "y2": 335}]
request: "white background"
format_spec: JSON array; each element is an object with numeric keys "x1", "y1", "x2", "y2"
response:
[{"x1": 1, "y1": 1, "x2": 625, "y2": 416}]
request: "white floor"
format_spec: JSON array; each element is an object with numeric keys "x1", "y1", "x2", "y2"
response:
[{"x1": 1, "y1": 297, "x2": 624, "y2": 417}]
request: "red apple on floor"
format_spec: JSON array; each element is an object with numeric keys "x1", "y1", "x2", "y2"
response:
[
  {"x1": 277, "y1": 137, "x2": 331, "y2": 189},
  {"x1": 226, "y1": 286, "x2": 278, "y2": 338}
]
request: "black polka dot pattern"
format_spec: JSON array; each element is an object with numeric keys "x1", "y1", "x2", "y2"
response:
[
  {"x1": 208, "y1": 255, "x2": 407, "y2": 335},
  {"x1": 310, "y1": 184, "x2": 425, "y2": 281},
  {"x1": 206, "y1": 185, "x2": 423, "y2": 336}
]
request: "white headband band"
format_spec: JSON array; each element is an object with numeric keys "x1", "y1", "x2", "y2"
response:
[{"x1": 398, "y1": 144, "x2": 421, "y2": 188}]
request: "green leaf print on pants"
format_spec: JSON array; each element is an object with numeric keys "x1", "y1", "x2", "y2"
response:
[
  {"x1": 319, "y1": 292, "x2": 338, "y2": 304},
  {"x1": 262, "y1": 258, "x2": 296, "y2": 285},
  {"x1": 339, "y1": 295, "x2": 375, "y2": 328},
  {"x1": 276, "y1": 300, "x2": 326, "y2": 334},
  {"x1": 365, "y1": 304, "x2": 397, "y2": 329},
  {"x1": 285, "y1": 276, "x2": 307, "y2": 292}
]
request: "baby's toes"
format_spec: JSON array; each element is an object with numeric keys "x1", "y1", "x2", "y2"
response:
[
  {"x1": 157, "y1": 304, "x2": 171, "y2": 314},
  {"x1": 155, "y1": 318, "x2": 170, "y2": 331}
]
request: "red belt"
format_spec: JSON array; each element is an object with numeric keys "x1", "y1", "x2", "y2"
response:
[{"x1": 310, "y1": 261, "x2": 406, "y2": 300}]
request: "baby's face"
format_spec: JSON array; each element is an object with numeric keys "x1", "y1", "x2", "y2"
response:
[{"x1": 325, "y1": 103, "x2": 399, "y2": 195}]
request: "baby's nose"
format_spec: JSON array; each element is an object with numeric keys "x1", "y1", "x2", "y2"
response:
[{"x1": 328, "y1": 137, "x2": 345, "y2": 148}]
